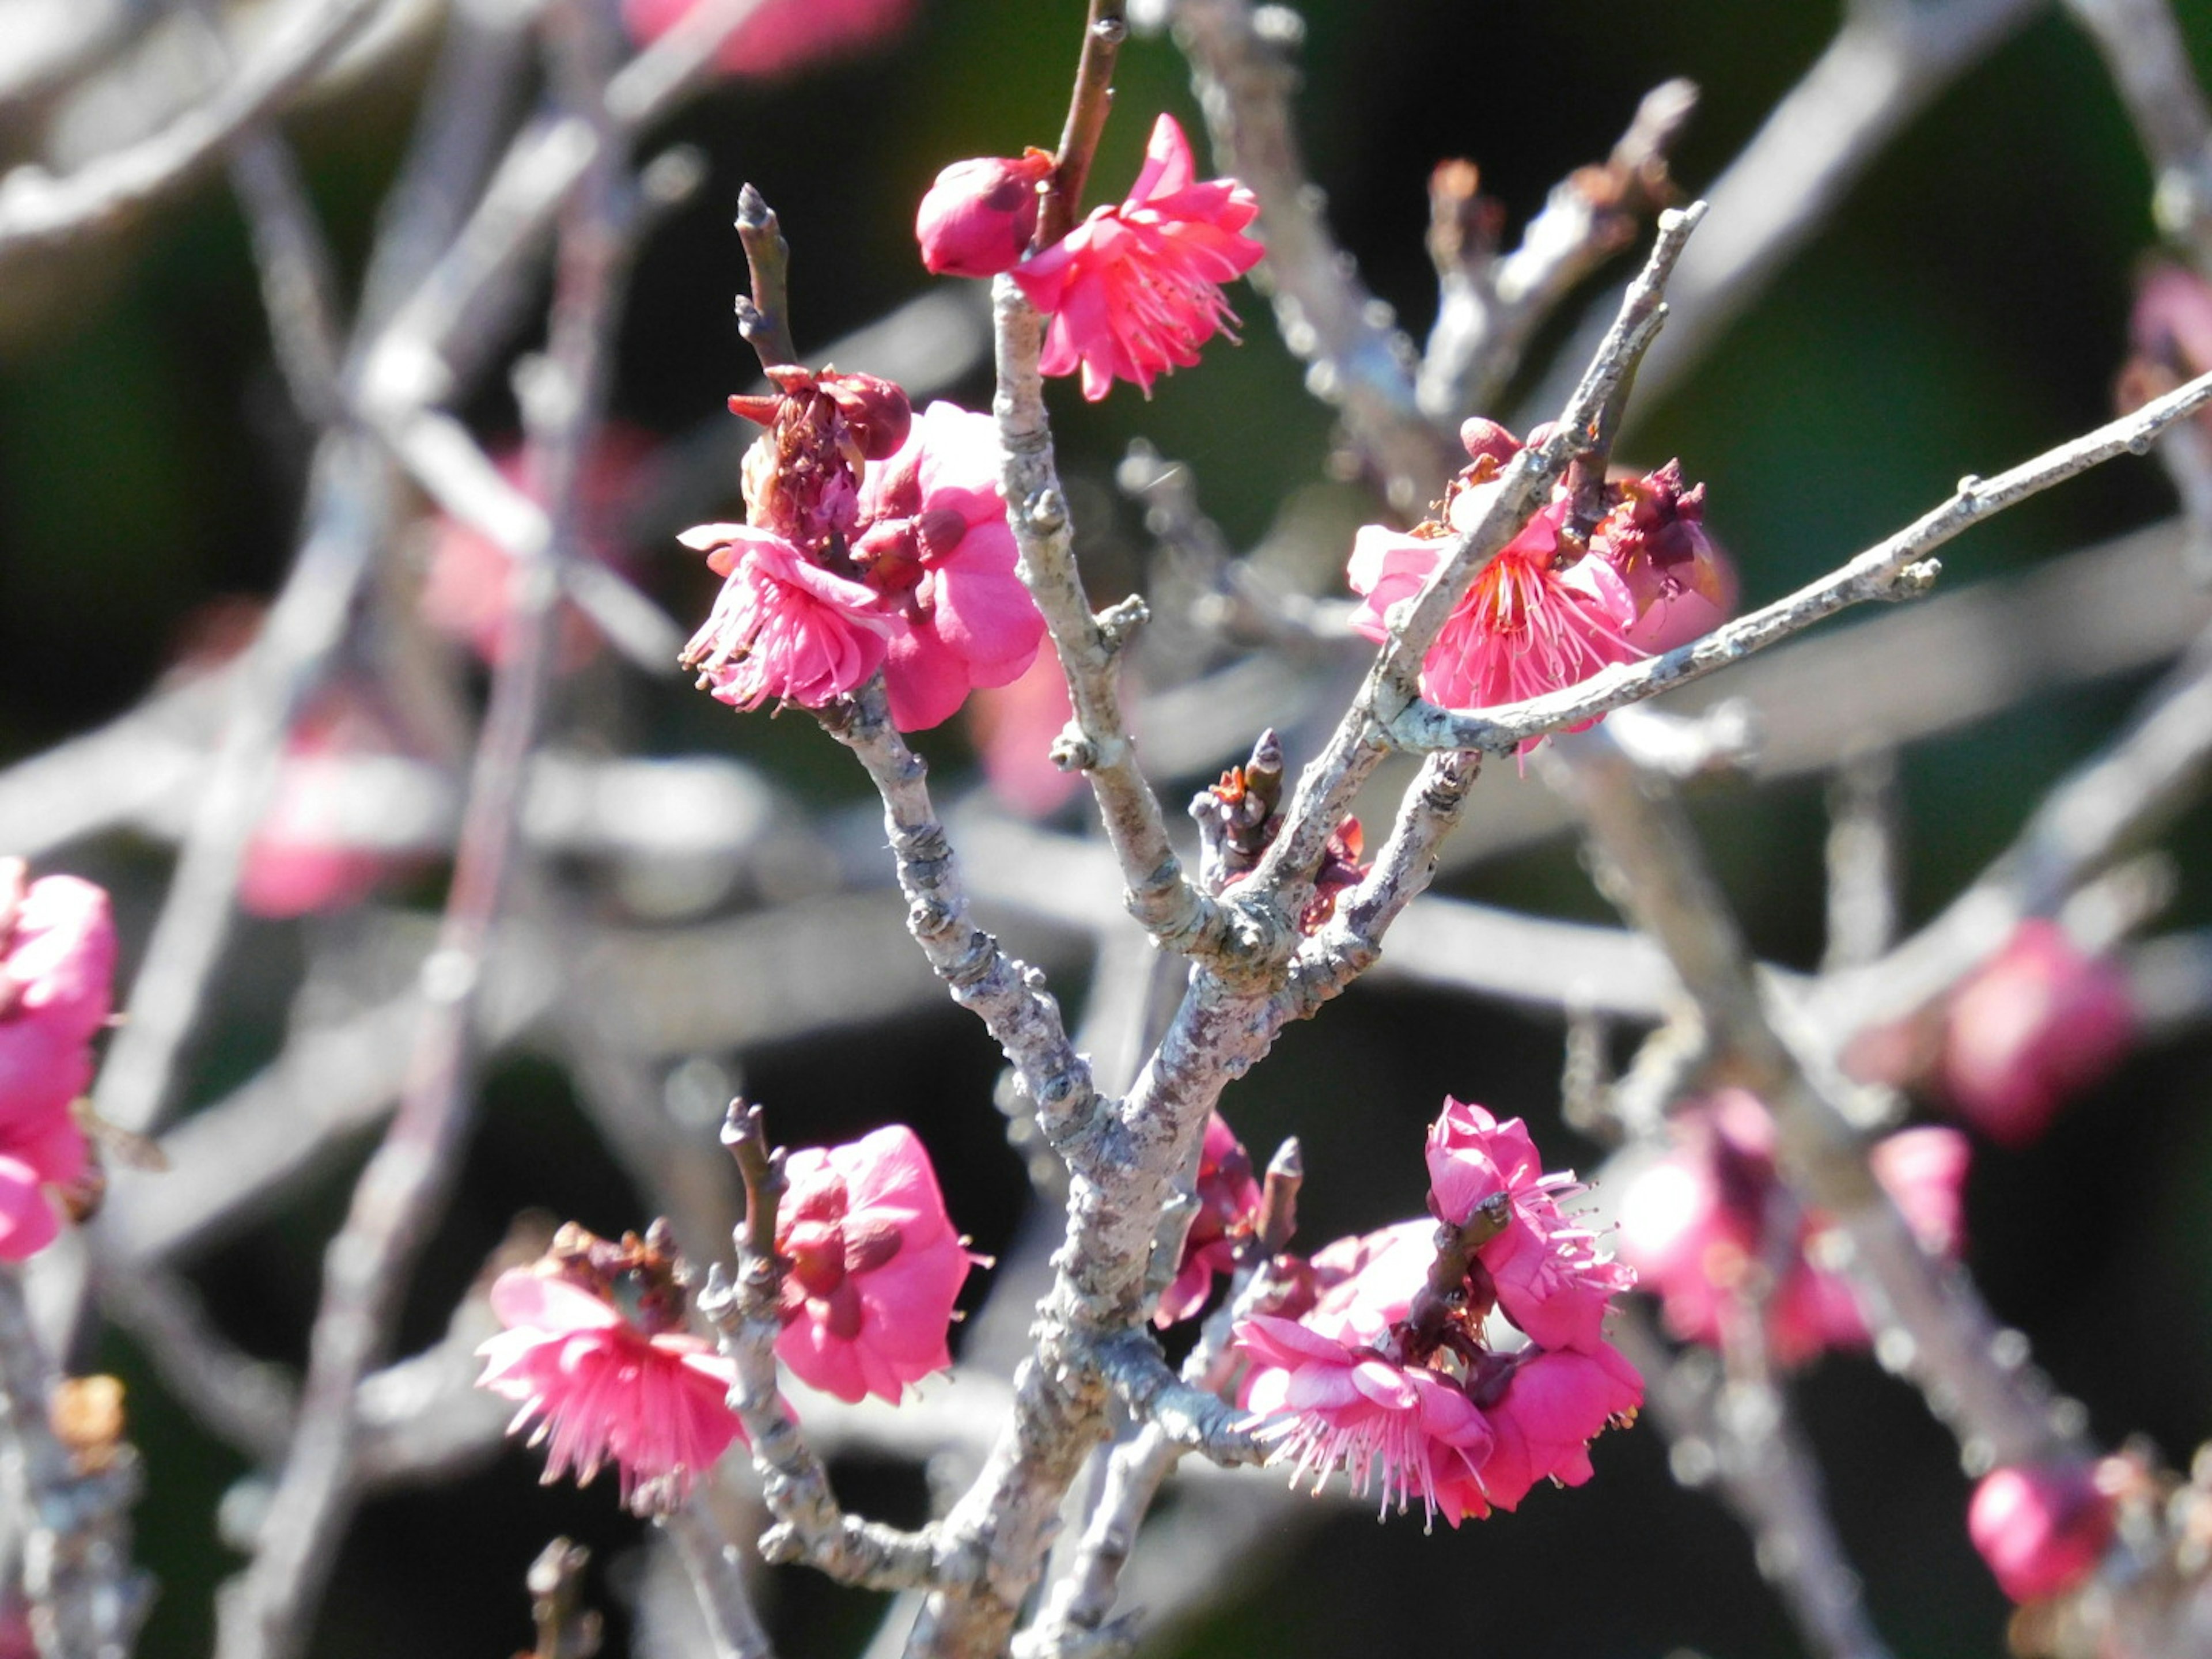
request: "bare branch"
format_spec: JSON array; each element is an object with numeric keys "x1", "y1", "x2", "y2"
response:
[{"x1": 658, "y1": 1502, "x2": 777, "y2": 1659}]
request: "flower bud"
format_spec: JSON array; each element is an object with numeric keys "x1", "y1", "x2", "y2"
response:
[
  {"x1": 916, "y1": 150, "x2": 1055, "y2": 278},
  {"x1": 1968, "y1": 1462, "x2": 2114, "y2": 1602}
]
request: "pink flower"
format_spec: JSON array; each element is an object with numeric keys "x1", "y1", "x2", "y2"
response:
[
  {"x1": 420, "y1": 426, "x2": 660, "y2": 668},
  {"x1": 679, "y1": 524, "x2": 893, "y2": 710},
  {"x1": 774, "y1": 1124, "x2": 979, "y2": 1404},
  {"x1": 0, "y1": 867, "x2": 112, "y2": 1261},
  {"x1": 1590, "y1": 460, "x2": 1738, "y2": 653},
  {"x1": 241, "y1": 687, "x2": 419, "y2": 919},
  {"x1": 1615, "y1": 1093, "x2": 1971, "y2": 1368},
  {"x1": 1155, "y1": 1112, "x2": 1263, "y2": 1328},
  {"x1": 1423, "y1": 1097, "x2": 1633, "y2": 1355},
  {"x1": 620, "y1": 0, "x2": 913, "y2": 78},
  {"x1": 965, "y1": 648, "x2": 1082, "y2": 819},
  {"x1": 1236, "y1": 1315, "x2": 1495, "y2": 1526},
  {"x1": 918, "y1": 151, "x2": 1055, "y2": 278},
  {"x1": 1471, "y1": 1344, "x2": 1643, "y2": 1512},
  {"x1": 853, "y1": 401, "x2": 1046, "y2": 730},
  {"x1": 476, "y1": 1267, "x2": 744, "y2": 1513},
  {"x1": 1300, "y1": 1221, "x2": 1435, "y2": 1345},
  {"x1": 1011, "y1": 113, "x2": 1263, "y2": 400},
  {"x1": 1346, "y1": 503, "x2": 1639, "y2": 745},
  {"x1": 1941, "y1": 920, "x2": 2135, "y2": 1147},
  {"x1": 1968, "y1": 1462, "x2": 2115, "y2": 1603}
]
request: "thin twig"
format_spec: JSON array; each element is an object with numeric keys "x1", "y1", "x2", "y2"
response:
[
  {"x1": 2063, "y1": 0, "x2": 2212, "y2": 271},
  {"x1": 1037, "y1": 0, "x2": 1127, "y2": 248},
  {"x1": 658, "y1": 1502, "x2": 777, "y2": 1659}
]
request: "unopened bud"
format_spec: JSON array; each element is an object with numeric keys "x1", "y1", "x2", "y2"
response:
[{"x1": 916, "y1": 150, "x2": 1055, "y2": 278}]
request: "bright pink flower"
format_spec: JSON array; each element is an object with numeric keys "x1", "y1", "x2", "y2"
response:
[
  {"x1": 774, "y1": 1124, "x2": 979, "y2": 1404},
  {"x1": 1299, "y1": 1221, "x2": 1435, "y2": 1346},
  {"x1": 918, "y1": 151, "x2": 1055, "y2": 278},
  {"x1": 1236, "y1": 1315, "x2": 1495, "y2": 1526},
  {"x1": 1969, "y1": 1462, "x2": 2115, "y2": 1602},
  {"x1": 853, "y1": 401, "x2": 1045, "y2": 730},
  {"x1": 1941, "y1": 920, "x2": 2136, "y2": 1147},
  {"x1": 1423, "y1": 1097, "x2": 1633, "y2": 1355},
  {"x1": 1590, "y1": 460, "x2": 1735, "y2": 653},
  {"x1": 0, "y1": 868, "x2": 111, "y2": 1261},
  {"x1": 620, "y1": 0, "x2": 912, "y2": 78},
  {"x1": 1346, "y1": 503, "x2": 1639, "y2": 746},
  {"x1": 1471, "y1": 1343, "x2": 1643, "y2": 1512},
  {"x1": 1616, "y1": 1093, "x2": 1971, "y2": 1368},
  {"x1": 241, "y1": 688, "x2": 418, "y2": 919},
  {"x1": 421, "y1": 426, "x2": 659, "y2": 668},
  {"x1": 476, "y1": 1268, "x2": 744, "y2": 1513},
  {"x1": 679, "y1": 524, "x2": 893, "y2": 710},
  {"x1": 1156, "y1": 1112, "x2": 1263, "y2": 1328},
  {"x1": 1011, "y1": 113, "x2": 1263, "y2": 401},
  {"x1": 965, "y1": 648, "x2": 1082, "y2": 819}
]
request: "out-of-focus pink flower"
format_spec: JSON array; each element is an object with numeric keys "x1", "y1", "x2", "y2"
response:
[
  {"x1": 1941, "y1": 920, "x2": 2136, "y2": 1147},
  {"x1": 0, "y1": 866, "x2": 112, "y2": 1262},
  {"x1": 1346, "y1": 503, "x2": 1638, "y2": 747},
  {"x1": 774, "y1": 1124, "x2": 979, "y2": 1404},
  {"x1": 1615, "y1": 1092, "x2": 1971, "y2": 1368},
  {"x1": 1236, "y1": 1315, "x2": 1496, "y2": 1526},
  {"x1": 965, "y1": 648, "x2": 1082, "y2": 819},
  {"x1": 1471, "y1": 1344, "x2": 1643, "y2": 1512},
  {"x1": 241, "y1": 688, "x2": 418, "y2": 920},
  {"x1": 1156, "y1": 1112, "x2": 1262, "y2": 1328},
  {"x1": 476, "y1": 1267, "x2": 744, "y2": 1513},
  {"x1": 918, "y1": 151, "x2": 1055, "y2": 278},
  {"x1": 620, "y1": 0, "x2": 913, "y2": 78},
  {"x1": 1591, "y1": 461, "x2": 1737, "y2": 654},
  {"x1": 1424, "y1": 1097, "x2": 1633, "y2": 1355},
  {"x1": 421, "y1": 426, "x2": 660, "y2": 668},
  {"x1": 1969, "y1": 1462, "x2": 2115, "y2": 1603},
  {"x1": 679, "y1": 524, "x2": 894, "y2": 710},
  {"x1": 1011, "y1": 113, "x2": 1263, "y2": 400},
  {"x1": 2117, "y1": 261, "x2": 2212, "y2": 432},
  {"x1": 853, "y1": 401, "x2": 1044, "y2": 730}
]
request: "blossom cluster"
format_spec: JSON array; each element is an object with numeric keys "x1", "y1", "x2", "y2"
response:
[
  {"x1": 477, "y1": 1123, "x2": 974, "y2": 1512},
  {"x1": 1348, "y1": 421, "x2": 1733, "y2": 744},
  {"x1": 679, "y1": 369, "x2": 1046, "y2": 728},
  {"x1": 1226, "y1": 1099, "x2": 1642, "y2": 1525},
  {"x1": 0, "y1": 860, "x2": 116, "y2": 1260}
]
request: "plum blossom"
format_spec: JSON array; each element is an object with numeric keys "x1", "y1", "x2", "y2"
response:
[
  {"x1": 1423, "y1": 1096, "x2": 1634, "y2": 1354},
  {"x1": 242, "y1": 687, "x2": 422, "y2": 919},
  {"x1": 476, "y1": 1260, "x2": 744, "y2": 1514},
  {"x1": 1615, "y1": 1092, "x2": 1969, "y2": 1368},
  {"x1": 966, "y1": 648, "x2": 1082, "y2": 819},
  {"x1": 0, "y1": 865, "x2": 115, "y2": 1260},
  {"x1": 1156, "y1": 1112, "x2": 1263, "y2": 1327},
  {"x1": 1468, "y1": 1343, "x2": 1644, "y2": 1512},
  {"x1": 1589, "y1": 459, "x2": 1738, "y2": 653},
  {"x1": 774, "y1": 1124, "x2": 980, "y2": 1404},
  {"x1": 918, "y1": 151, "x2": 1055, "y2": 278},
  {"x1": 1941, "y1": 920, "x2": 2135, "y2": 1147},
  {"x1": 679, "y1": 524, "x2": 894, "y2": 710},
  {"x1": 620, "y1": 0, "x2": 913, "y2": 79},
  {"x1": 1010, "y1": 113, "x2": 1263, "y2": 400},
  {"x1": 853, "y1": 401, "x2": 1046, "y2": 730},
  {"x1": 1346, "y1": 502, "x2": 1638, "y2": 747},
  {"x1": 1237, "y1": 1315, "x2": 1495, "y2": 1526},
  {"x1": 1969, "y1": 1461, "x2": 2115, "y2": 1602}
]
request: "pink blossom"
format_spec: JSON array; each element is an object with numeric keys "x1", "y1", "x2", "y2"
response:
[
  {"x1": 1346, "y1": 504, "x2": 1638, "y2": 748},
  {"x1": 1155, "y1": 1112, "x2": 1262, "y2": 1328},
  {"x1": 1615, "y1": 1093, "x2": 1971, "y2": 1367},
  {"x1": 1011, "y1": 113, "x2": 1263, "y2": 400},
  {"x1": 1423, "y1": 1097, "x2": 1633, "y2": 1355},
  {"x1": 1471, "y1": 1343, "x2": 1643, "y2": 1511},
  {"x1": 918, "y1": 151, "x2": 1055, "y2": 278},
  {"x1": 1586, "y1": 460, "x2": 1738, "y2": 653},
  {"x1": 241, "y1": 687, "x2": 417, "y2": 919},
  {"x1": 1968, "y1": 1462, "x2": 2115, "y2": 1602},
  {"x1": 853, "y1": 401, "x2": 1045, "y2": 730},
  {"x1": 0, "y1": 868, "x2": 112, "y2": 1261},
  {"x1": 420, "y1": 426, "x2": 658, "y2": 668},
  {"x1": 965, "y1": 648, "x2": 1083, "y2": 819},
  {"x1": 475, "y1": 1268, "x2": 744, "y2": 1513},
  {"x1": 774, "y1": 1124, "x2": 979, "y2": 1404},
  {"x1": 679, "y1": 524, "x2": 893, "y2": 710},
  {"x1": 1941, "y1": 920, "x2": 2135, "y2": 1147},
  {"x1": 1236, "y1": 1315, "x2": 1495, "y2": 1526},
  {"x1": 620, "y1": 0, "x2": 913, "y2": 78}
]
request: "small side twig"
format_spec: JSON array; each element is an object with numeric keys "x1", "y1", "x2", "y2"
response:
[
  {"x1": 1037, "y1": 0, "x2": 1128, "y2": 248},
  {"x1": 658, "y1": 1502, "x2": 775, "y2": 1659},
  {"x1": 518, "y1": 1537, "x2": 604, "y2": 1659},
  {"x1": 733, "y1": 184, "x2": 798, "y2": 371}
]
